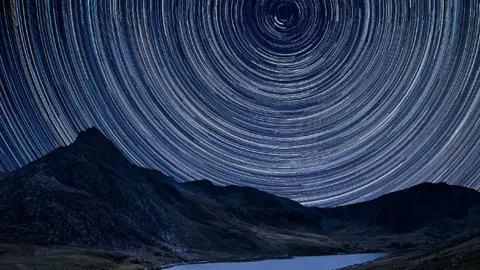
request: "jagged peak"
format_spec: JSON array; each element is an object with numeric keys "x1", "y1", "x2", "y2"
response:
[
  {"x1": 73, "y1": 127, "x2": 119, "y2": 148},
  {"x1": 76, "y1": 127, "x2": 108, "y2": 141},
  {"x1": 71, "y1": 127, "x2": 125, "y2": 157}
]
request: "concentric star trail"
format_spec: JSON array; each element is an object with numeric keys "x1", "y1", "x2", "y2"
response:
[{"x1": 1, "y1": 0, "x2": 479, "y2": 206}]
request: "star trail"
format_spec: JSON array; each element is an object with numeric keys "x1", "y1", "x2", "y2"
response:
[{"x1": 1, "y1": 0, "x2": 480, "y2": 206}]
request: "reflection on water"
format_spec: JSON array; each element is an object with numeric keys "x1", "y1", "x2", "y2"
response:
[{"x1": 170, "y1": 253, "x2": 388, "y2": 270}]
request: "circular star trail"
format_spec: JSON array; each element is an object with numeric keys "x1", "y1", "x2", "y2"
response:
[{"x1": 1, "y1": 0, "x2": 480, "y2": 206}]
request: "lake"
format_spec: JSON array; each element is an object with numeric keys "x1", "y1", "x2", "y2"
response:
[{"x1": 169, "y1": 253, "x2": 388, "y2": 270}]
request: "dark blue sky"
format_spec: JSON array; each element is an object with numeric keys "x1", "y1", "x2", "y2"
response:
[{"x1": 0, "y1": 0, "x2": 479, "y2": 206}]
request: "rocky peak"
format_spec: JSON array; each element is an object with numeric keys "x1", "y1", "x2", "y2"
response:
[
  {"x1": 74, "y1": 127, "x2": 113, "y2": 146},
  {"x1": 69, "y1": 127, "x2": 126, "y2": 161}
]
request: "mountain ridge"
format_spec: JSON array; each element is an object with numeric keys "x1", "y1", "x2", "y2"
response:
[
  {"x1": 0, "y1": 127, "x2": 479, "y2": 268},
  {"x1": 6, "y1": 127, "x2": 478, "y2": 208}
]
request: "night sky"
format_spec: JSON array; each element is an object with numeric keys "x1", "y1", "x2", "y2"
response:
[{"x1": 1, "y1": 0, "x2": 479, "y2": 206}]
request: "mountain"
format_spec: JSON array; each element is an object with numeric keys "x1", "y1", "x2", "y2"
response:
[
  {"x1": 179, "y1": 179, "x2": 322, "y2": 231},
  {"x1": 0, "y1": 128, "x2": 344, "y2": 268},
  {"x1": 321, "y1": 182, "x2": 480, "y2": 233},
  {"x1": 180, "y1": 179, "x2": 306, "y2": 211},
  {"x1": 179, "y1": 180, "x2": 480, "y2": 254},
  {"x1": 178, "y1": 179, "x2": 480, "y2": 254},
  {"x1": 0, "y1": 127, "x2": 187, "y2": 251},
  {"x1": 0, "y1": 171, "x2": 7, "y2": 180},
  {"x1": 0, "y1": 127, "x2": 479, "y2": 269},
  {"x1": 317, "y1": 182, "x2": 480, "y2": 252}
]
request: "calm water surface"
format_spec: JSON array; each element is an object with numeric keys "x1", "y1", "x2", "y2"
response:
[{"x1": 170, "y1": 253, "x2": 388, "y2": 270}]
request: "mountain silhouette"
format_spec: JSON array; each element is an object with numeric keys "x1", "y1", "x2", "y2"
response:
[
  {"x1": 0, "y1": 128, "x2": 334, "y2": 262},
  {"x1": 0, "y1": 127, "x2": 479, "y2": 267},
  {"x1": 319, "y1": 182, "x2": 480, "y2": 233}
]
